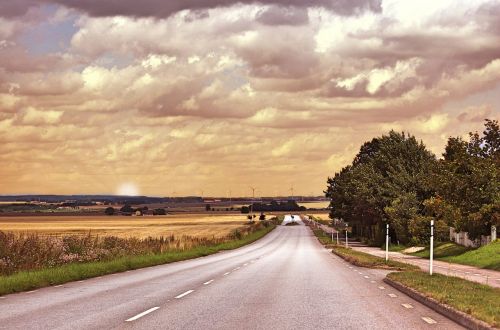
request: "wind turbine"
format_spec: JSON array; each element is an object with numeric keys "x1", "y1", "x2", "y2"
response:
[{"x1": 249, "y1": 186, "x2": 257, "y2": 220}]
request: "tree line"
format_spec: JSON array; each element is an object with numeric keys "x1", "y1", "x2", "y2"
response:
[{"x1": 325, "y1": 119, "x2": 499, "y2": 245}]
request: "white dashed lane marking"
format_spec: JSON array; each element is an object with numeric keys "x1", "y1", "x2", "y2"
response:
[
  {"x1": 378, "y1": 286, "x2": 385, "y2": 290},
  {"x1": 54, "y1": 285, "x2": 63, "y2": 288},
  {"x1": 224, "y1": 272, "x2": 230, "y2": 276},
  {"x1": 125, "y1": 307, "x2": 159, "y2": 322},
  {"x1": 203, "y1": 280, "x2": 214, "y2": 285},
  {"x1": 26, "y1": 290, "x2": 38, "y2": 294},
  {"x1": 422, "y1": 317, "x2": 437, "y2": 324},
  {"x1": 388, "y1": 293, "x2": 397, "y2": 298},
  {"x1": 364, "y1": 276, "x2": 369, "y2": 279},
  {"x1": 402, "y1": 304, "x2": 413, "y2": 309},
  {"x1": 175, "y1": 290, "x2": 194, "y2": 299}
]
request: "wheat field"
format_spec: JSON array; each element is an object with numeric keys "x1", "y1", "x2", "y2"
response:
[{"x1": 0, "y1": 214, "x2": 249, "y2": 239}]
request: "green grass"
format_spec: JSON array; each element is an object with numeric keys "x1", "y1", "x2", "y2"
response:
[
  {"x1": 409, "y1": 240, "x2": 500, "y2": 270},
  {"x1": 383, "y1": 244, "x2": 409, "y2": 252},
  {"x1": 441, "y1": 240, "x2": 500, "y2": 270},
  {"x1": 411, "y1": 241, "x2": 471, "y2": 259},
  {"x1": 388, "y1": 271, "x2": 500, "y2": 327},
  {"x1": 331, "y1": 246, "x2": 418, "y2": 271},
  {"x1": 312, "y1": 229, "x2": 336, "y2": 246},
  {"x1": 0, "y1": 224, "x2": 276, "y2": 296}
]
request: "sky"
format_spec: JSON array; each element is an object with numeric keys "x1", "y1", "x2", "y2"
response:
[{"x1": 0, "y1": 0, "x2": 499, "y2": 197}]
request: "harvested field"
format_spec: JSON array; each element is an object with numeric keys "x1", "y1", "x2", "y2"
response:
[{"x1": 0, "y1": 214, "x2": 250, "y2": 239}]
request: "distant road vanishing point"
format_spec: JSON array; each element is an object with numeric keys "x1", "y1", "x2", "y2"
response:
[{"x1": 0, "y1": 219, "x2": 463, "y2": 329}]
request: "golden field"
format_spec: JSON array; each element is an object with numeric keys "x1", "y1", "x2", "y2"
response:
[{"x1": 0, "y1": 214, "x2": 250, "y2": 239}]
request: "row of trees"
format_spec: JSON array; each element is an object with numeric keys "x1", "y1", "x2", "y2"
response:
[{"x1": 325, "y1": 119, "x2": 499, "y2": 245}]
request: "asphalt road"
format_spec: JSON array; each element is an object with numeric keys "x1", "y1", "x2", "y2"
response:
[{"x1": 0, "y1": 221, "x2": 463, "y2": 330}]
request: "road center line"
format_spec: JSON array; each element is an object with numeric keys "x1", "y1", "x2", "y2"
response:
[
  {"x1": 125, "y1": 307, "x2": 160, "y2": 322},
  {"x1": 402, "y1": 303, "x2": 413, "y2": 309},
  {"x1": 224, "y1": 272, "x2": 230, "y2": 276},
  {"x1": 175, "y1": 290, "x2": 194, "y2": 299},
  {"x1": 378, "y1": 286, "x2": 385, "y2": 290},
  {"x1": 364, "y1": 276, "x2": 369, "y2": 279},
  {"x1": 388, "y1": 293, "x2": 397, "y2": 298},
  {"x1": 203, "y1": 280, "x2": 214, "y2": 285},
  {"x1": 243, "y1": 263, "x2": 248, "y2": 266}
]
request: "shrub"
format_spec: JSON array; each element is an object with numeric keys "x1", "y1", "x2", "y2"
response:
[{"x1": 104, "y1": 207, "x2": 115, "y2": 216}]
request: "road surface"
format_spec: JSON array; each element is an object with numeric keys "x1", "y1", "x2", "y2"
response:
[{"x1": 0, "y1": 220, "x2": 463, "y2": 329}]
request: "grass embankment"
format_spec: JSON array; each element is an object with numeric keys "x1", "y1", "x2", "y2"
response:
[
  {"x1": 0, "y1": 224, "x2": 275, "y2": 296},
  {"x1": 388, "y1": 271, "x2": 500, "y2": 327},
  {"x1": 410, "y1": 240, "x2": 499, "y2": 270}
]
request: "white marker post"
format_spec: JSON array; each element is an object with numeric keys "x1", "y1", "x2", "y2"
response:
[
  {"x1": 336, "y1": 231, "x2": 339, "y2": 245},
  {"x1": 331, "y1": 230, "x2": 334, "y2": 242},
  {"x1": 345, "y1": 224, "x2": 348, "y2": 248},
  {"x1": 385, "y1": 223, "x2": 389, "y2": 261},
  {"x1": 430, "y1": 219, "x2": 434, "y2": 275}
]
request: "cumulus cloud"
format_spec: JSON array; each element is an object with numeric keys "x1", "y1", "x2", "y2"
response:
[{"x1": 0, "y1": 0, "x2": 499, "y2": 196}]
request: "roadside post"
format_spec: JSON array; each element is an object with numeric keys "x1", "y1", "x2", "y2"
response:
[
  {"x1": 345, "y1": 223, "x2": 348, "y2": 248},
  {"x1": 430, "y1": 219, "x2": 434, "y2": 275},
  {"x1": 331, "y1": 230, "x2": 334, "y2": 242},
  {"x1": 336, "y1": 231, "x2": 339, "y2": 245},
  {"x1": 385, "y1": 223, "x2": 389, "y2": 261}
]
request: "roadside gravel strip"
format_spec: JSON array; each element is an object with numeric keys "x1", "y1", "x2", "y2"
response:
[{"x1": 384, "y1": 277, "x2": 495, "y2": 330}]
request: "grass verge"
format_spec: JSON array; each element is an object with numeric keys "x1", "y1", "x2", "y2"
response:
[
  {"x1": 441, "y1": 240, "x2": 500, "y2": 270},
  {"x1": 0, "y1": 224, "x2": 275, "y2": 296},
  {"x1": 411, "y1": 241, "x2": 471, "y2": 259},
  {"x1": 332, "y1": 246, "x2": 418, "y2": 271},
  {"x1": 387, "y1": 271, "x2": 500, "y2": 327},
  {"x1": 410, "y1": 240, "x2": 499, "y2": 270}
]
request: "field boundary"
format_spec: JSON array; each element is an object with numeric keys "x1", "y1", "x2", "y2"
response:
[{"x1": 384, "y1": 276, "x2": 494, "y2": 330}]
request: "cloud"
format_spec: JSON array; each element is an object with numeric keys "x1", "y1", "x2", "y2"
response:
[
  {"x1": 256, "y1": 5, "x2": 309, "y2": 26},
  {"x1": 49, "y1": 0, "x2": 381, "y2": 18},
  {"x1": 0, "y1": 1, "x2": 499, "y2": 196}
]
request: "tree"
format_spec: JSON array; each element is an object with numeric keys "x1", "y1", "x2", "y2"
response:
[
  {"x1": 153, "y1": 208, "x2": 166, "y2": 215},
  {"x1": 120, "y1": 204, "x2": 134, "y2": 213},
  {"x1": 104, "y1": 207, "x2": 115, "y2": 216},
  {"x1": 435, "y1": 119, "x2": 499, "y2": 239},
  {"x1": 259, "y1": 213, "x2": 266, "y2": 220},
  {"x1": 326, "y1": 131, "x2": 436, "y2": 244}
]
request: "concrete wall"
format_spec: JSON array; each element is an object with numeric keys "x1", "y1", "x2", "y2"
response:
[{"x1": 449, "y1": 226, "x2": 496, "y2": 248}]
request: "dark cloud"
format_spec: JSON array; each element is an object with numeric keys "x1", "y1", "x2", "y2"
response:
[
  {"x1": 48, "y1": 0, "x2": 381, "y2": 18},
  {"x1": 0, "y1": 1, "x2": 39, "y2": 18},
  {"x1": 256, "y1": 6, "x2": 309, "y2": 26}
]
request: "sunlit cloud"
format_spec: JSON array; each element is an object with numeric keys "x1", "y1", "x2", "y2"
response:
[{"x1": 0, "y1": 0, "x2": 499, "y2": 196}]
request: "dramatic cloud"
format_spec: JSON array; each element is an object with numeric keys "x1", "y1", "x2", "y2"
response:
[{"x1": 0, "y1": 0, "x2": 498, "y2": 196}]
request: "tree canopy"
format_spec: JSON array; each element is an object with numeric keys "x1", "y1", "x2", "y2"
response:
[{"x1": 325, "y1": 120, "x2": 499, "y2": 245}]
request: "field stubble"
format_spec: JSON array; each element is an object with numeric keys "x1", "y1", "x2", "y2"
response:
[{"x1": 0, "y1": 214, "x2": 248, "y2": 239}]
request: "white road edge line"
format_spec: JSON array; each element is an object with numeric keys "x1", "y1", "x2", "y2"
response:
[
  {"x1": 26, "y1": 290, "x2": 38, "y2": 294},
  {"x1": 54, "y1": 285, "x2": 63, "y2": 288},
  {"x1": 125, "y1": 307, "x2": 160, "y2": 322},
  {"x1": 175, "y1": 290, "x2": 194, "y2": 299},
  {"x1": 422, "y1": 317, "x2": 437, "y2": 324},
  {"x1": 204, "y1": 280, "x2": 214, "y2": 285}
]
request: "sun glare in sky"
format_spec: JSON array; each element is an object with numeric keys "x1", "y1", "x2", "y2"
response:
[{"x1": 116, "y1": 183, "x2": 140, "y2": 196}]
